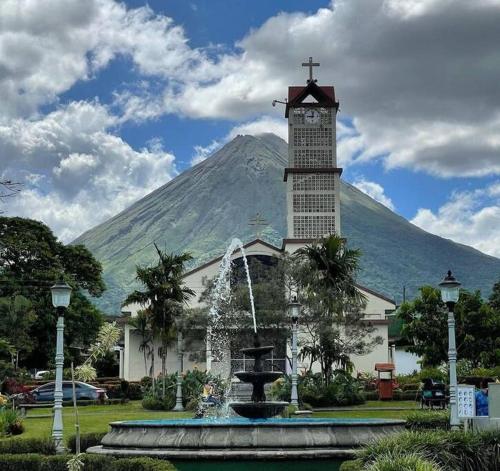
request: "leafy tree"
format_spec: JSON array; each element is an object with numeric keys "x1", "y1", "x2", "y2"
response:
[
  {"x1": 0, "y1": 216, "x2": 106, "y2": 368},
  {"x1": 0, "y1": 295, "x2": 36, "y2": 369},
  {"x1": 124, "y1": 244, "x2": 194, "y2": 397},
  {"x1": 399, "y1": 286, "x2": 500, "y2": 367},
  {"x1": 489, "y1": 279, "x2": 500, "y2": 311},
  {"x1": 294, "y1": 235, "x2": 381, "y2": 383}
]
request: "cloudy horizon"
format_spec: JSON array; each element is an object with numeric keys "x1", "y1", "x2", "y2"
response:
[{"x1": 1, "y1": 0, "x2": 499, "y2": 256}]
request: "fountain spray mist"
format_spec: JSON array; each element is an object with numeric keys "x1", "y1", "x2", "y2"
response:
[{"x1": 209, "y1": 238, "x2": 257, "y2": 334}]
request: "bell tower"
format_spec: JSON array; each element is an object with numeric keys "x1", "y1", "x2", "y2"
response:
[{"x1": 282, "y1": 58, "x2": 342, "y2": 253}]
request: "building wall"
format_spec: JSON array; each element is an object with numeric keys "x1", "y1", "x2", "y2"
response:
[{"x1": 123, "y1": 242, "x2": 396, "y2": 379}]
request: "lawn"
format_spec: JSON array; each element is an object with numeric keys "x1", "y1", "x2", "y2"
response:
[
  {"x1": 14, "y1": 400, "x2": 419, "y2": 442},
  {"x1": 19, "y1": 401, "x2": 192, "y2": 440}
]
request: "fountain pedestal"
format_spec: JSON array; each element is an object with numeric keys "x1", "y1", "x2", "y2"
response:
[{"x1": 229, "y1": 340, "x2": 288, "y2": 419}]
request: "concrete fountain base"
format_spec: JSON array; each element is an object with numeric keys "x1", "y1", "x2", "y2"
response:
[{"x1": 87, "y1": 417, "x2": 405, "y2": 460}]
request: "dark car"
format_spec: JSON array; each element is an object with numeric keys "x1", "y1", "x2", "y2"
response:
[{"x1": 30, "y1": 381, "x2": 107, "y2": 402}]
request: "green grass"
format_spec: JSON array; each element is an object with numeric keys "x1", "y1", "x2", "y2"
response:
[
  {"x1": 12, "y1": 400, "x2": 416, "y2": 442},
  {"x1": 18, "y1": 401, "x2": 191, "y2": 441}
]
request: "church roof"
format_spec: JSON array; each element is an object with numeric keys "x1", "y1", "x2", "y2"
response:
[
  {"x1": 183, "y1": 238, "x2": 395, "y2": 306},
  {"x1": 285, "y1": 81, "x2": 339, "y2": 117},
  {"x1": 183, "y1": 238, "x2": 282, "y2": 277}
]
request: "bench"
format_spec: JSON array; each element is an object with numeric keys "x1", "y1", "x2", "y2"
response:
[{"x1": 18, "y1": 403, "x2": 53, "y2": 418}]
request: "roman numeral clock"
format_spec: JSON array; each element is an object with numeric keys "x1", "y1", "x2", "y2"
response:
[{"x1": 282, "y1": 58, "x2": 342, "y2": 254}]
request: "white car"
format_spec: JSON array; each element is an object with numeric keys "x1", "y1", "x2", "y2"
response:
[{"x1": 34, "y1": 370, "x2": 50, "y2": 380}]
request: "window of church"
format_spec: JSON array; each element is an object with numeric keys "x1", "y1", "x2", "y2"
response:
[
  {"x1": 293, "y1": 149, "x2": 334, "y2": 167},
  {"x1": 293, "y1": 193, "x2": 335, "y2": 213},
  {"x1": 293, "y1": 127, "x2": 333, "y2": 147},
  {"x1": 293, "y1": 215, "x2": 336, "y2": 238},
  {"x1": 292, "y1": 174, "x2": 335, "y2": 191}
]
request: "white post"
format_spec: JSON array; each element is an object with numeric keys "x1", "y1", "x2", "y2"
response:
[
  {"x1": 290, "y1": 320, "x2": 299, "y2": 407},
  {"x1": 206, "y1": 326, "x2": 212, "y2": 372},
  {"x1": 52, "y1": 310, "x2": 65, "y2": 453},
  {"x1": 174, "y1": 330, "x2": 184, "y2": 411},
  {"x1": 448, "y1": 309, "x2": 460, "y2": 429},
  {"x1": 118, "y1": 348, "x2": 124, "y2": 379}
]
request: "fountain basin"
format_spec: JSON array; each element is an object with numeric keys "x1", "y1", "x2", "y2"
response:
[
  {"x1": 229, "y1": 401, "x2": 288, "y2": 419},
  {"x1": 234, "y1": 371, "x2": 283, "y2": 384},
  {"x1": 88, "y1": 417, "x2": 405, "y2": 460}
]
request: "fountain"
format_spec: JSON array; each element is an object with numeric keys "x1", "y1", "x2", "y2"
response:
[{"x1": 88, "y1": 239, "x2": 405, "y2": 460}]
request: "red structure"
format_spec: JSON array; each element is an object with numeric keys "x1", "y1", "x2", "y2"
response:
[{"x1": 375, "y1": 363, "x2": 396, "y2": 400}]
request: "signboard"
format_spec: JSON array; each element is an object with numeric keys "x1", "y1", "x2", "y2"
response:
[{"x1": 457, "y1": 385, "x2": 476, "y2": 418}]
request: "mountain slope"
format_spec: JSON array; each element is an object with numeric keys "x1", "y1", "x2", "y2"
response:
[{"x1": 74, "y1": 133, "x2": 500, "y2": 313}]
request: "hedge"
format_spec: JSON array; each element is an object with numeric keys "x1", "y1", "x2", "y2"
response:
[
  {"x1": 67, "y1": 432, "x2": 107, "y2": 453},
  {"x1": 0, "y1": 454, "x2": 177, "y2": 470},
  {"x1": 405, "y1": 411, "x2": 450, "y2": 431},
  {"x1": 0, "y1": 437, "x2": 56, "y2": 455},
  {"x1": 353, "y1": 430, "x2": 500, "y2": 471}
]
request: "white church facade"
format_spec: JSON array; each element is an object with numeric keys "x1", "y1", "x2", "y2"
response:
[{"x1": 122, "y1": 59, "x2": 397, "y2": 381}]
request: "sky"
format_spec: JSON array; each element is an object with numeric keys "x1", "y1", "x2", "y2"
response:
[{"x1": 0, "y1": 0, "x2": 499, "y2": 257}]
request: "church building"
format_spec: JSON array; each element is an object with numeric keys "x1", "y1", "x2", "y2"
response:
[{"x1": 122, "y1": 59, "x2": 396, "y2": 381}]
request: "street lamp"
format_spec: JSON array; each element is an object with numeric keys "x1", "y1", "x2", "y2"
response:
[
  {"x1": 438, "y1": 270, "x2": 461, "y2": 430},
  {"x1": 173, "y1": 317, "x2": 184, "y2": 411},
  {"x1": 50, "y1": 279, "x2": 72, "y2": 453},
  {"x1": 288, "y1": 296, "x2": 301, "y2": 407}
]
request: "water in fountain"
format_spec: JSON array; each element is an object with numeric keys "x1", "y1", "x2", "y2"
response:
[{"x1": 209, "y1": 237, "x2": 257, "y2": 334}]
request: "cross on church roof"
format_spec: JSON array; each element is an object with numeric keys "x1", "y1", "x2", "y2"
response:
[
  {"x1": 302, "y1": 56, "x2": 320, "y2": 83},
  {"x1": 248, "y1": 213, "x2": 268, "y2": 239}
]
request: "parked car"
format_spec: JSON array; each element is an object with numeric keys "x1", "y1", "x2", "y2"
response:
[
  {"x1": 33, "y1": 370, "x2": 50, "y2": 380},
  {"x1": 29, "y1": 381, "x2": 107, "y2": 402}
]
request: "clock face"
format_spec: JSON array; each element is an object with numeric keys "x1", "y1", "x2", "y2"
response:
[{"x1": 304, "y1": 109, "x2": 320, "y2": 124}]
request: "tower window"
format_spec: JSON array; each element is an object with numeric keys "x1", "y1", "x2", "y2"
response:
[
  {"x1": 293, "y1": 194, "x2": 335, "y2": 213},
  {"x1": 293, "y1": 149, "x2": 334, "y2": 167},
  {"x1": 293, "y1": 127, "x2": 333, "y2": 147},
  {"x1": 293, "y1": 215, "x2": 336, "y2": 238},
  {"x1": 292, "y1": 174, "x2": 335, "y2": 191}
]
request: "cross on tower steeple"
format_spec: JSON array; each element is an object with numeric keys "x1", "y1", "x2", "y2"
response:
[{"x1": 302, "y1": 56, "x2": 320, "y2": 83}]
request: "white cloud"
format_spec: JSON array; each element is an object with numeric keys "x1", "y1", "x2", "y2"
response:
[
  {"x1": 0, "y1": 0, "x2": 204, "y2": 119},
  {"x1": 137, "y1": 0, "x2": 500, "y2": 178},
  {"x1": 411, "y1": 183, "x2": 500, "y2": 257},
  {"x1": 227, "y1": 116, "x2": 288, "y2": 142},
  {"x1": 191, "y1": 140, "x2": 221, "y2": 166},
  {"x1": 190, "y1": 116, "x2": 288, "y2": 165},
  {"x1": 352, "y1": 178, "x2": 395, "y2": 210},
  {"x1": 2, "y1": 101, "x2": 176, "y2": 241}
]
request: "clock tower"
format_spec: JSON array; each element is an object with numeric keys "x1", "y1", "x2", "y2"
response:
[{"x1": 283, "y1": 58, "x2": 342, "y2": 253}]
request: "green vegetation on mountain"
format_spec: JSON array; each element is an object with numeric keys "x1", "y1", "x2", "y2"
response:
[{"x1": 73, "y1": 134, "x2": 500, "y2": 314}]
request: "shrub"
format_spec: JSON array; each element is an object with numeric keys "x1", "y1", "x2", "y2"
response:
[
  {"x1": 0, "y1": 409, "x2": 24, "y2": 436},
  {"x1": 67, "y1": 432, "x2": 107, "y2": 453},
  {"x1": 405, "y1": 411, "x2": 450, "y2": 431},
  {"x1": 0, "y1": 454, "x2": 176, "y2": 471},
  {"x1": 418, "y1": 368, "x2": 446, "y2": 383},
  {"x1": 113, "y1": 457, "x2": 177, "y2": 470},
  {"x1": 127, "y1": 382, "x2": 143, "y2": 400},
  {"x1": 0, "y1": 437, "x2": 55, "y2": 454},
  {"x1": 0, "y1": 453, "x2": 42, "y2": 471},
  {"x1": 142, "y1": 394, "x2": 175, "y2": 411},
  {"x1": 339, "y1": 459, "x2": 363, "y2": 471},
  {"x1": 366, "y1": 453, "x2": 442, "y2": 471},
  {"x1": 356, "y1": 430, "x2": 500, "y2": 471}
]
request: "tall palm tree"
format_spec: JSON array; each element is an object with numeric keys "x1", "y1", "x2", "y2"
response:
[
  {"x1": 296, "y1": 235, "x2": 367, "y2": 383},
  {"x1": 128, "y1": 309, "x2": 153, "y2": 378},
  {"x1": 123, "y1": 244, "x2": 194, "y2": 398},
  {"x1": 296, "y1": 234, "x2": 364, "y2": 306}
]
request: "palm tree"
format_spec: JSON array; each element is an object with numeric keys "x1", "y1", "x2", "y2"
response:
[
  {"x1": 128, "y1": 309, "x2": 153, "y2": 378},
  {"x1": 295, "y1": 234, "x2": 367, "y2": 383},
  {"x1": 296, "y1": 234, "x2": 364, "y2": 306},
  {"x1": 123, "y1": 244, "x2": 194, "y2": 398}
]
